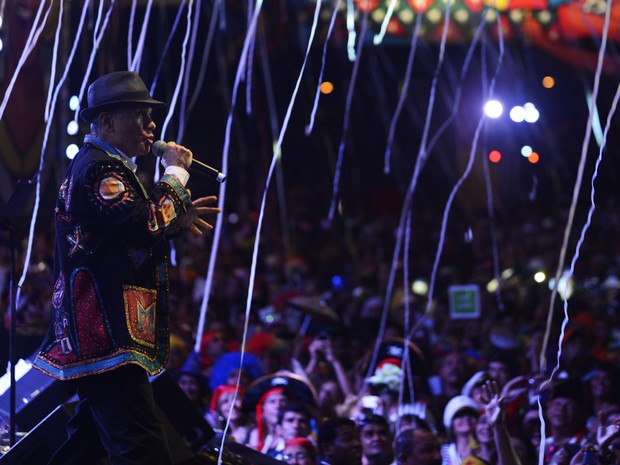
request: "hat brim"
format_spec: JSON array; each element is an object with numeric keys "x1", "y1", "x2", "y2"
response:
[
  {"x1": 79, "y1": 99, "x2": 166, "y2": 122},
  {"x1": 241, "y1": 372, "x2": 317, "y2": 412}
]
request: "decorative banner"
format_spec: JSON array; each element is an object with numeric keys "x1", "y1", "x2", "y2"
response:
[{"x1": 353, "y1": 0, "x2": 620, "y2": 71}]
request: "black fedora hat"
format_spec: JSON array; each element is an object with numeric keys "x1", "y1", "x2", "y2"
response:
[{"x1": 80, "y1": 71, "x2": 166, "y2": 122}]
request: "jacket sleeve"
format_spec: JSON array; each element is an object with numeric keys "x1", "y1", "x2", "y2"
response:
[{"x1": 83, "y1": 160, "x2": 193, "y2": 245}]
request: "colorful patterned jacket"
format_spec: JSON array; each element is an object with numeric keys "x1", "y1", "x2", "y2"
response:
[{"x1": 34, "y1": 137, "x2": 192, "y2": 380}]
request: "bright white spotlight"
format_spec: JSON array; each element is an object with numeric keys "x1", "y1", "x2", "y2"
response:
[
  {"x1": 412, "y1": 279, "x2": 429, "y2": 296},
  {"x1": 69, "y1": 95, "x2": 80, "y2": 111},
  {"x1": 521, "y1": 145, "x2": 532, "y2": 157},
  {"x1": 67, "y1": 120, "x2": 79, "y2": 135},
  {"x1": 66, "y1": 144, "x2": 79, "y2": 159},
  {"x1": 548, "y1": 271, "x2": 574, "y2": 300},
  {"x1": 534, "y1": 271, "x2": 546, "y2": 283},
  {"x1": 0, "y1": 38, "x2": 3, "y2": 52},
  {"x1": 484, "y1": 100, "x2": 504, "y2": 118},
  {"x1": 524, "y1": 103, "x2": 540, "y2": 123},
  {"x1": 510, "y1": 106, "x2": 525, "y2": 122}
]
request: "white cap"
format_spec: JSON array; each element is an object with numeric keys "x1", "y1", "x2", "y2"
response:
[{"x1": 443, "y1": 395, "x2": 482, "y2": 430}]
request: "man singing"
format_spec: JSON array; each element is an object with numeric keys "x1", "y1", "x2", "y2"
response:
[{"x1": 33, "y1": 71, "x2": 220, "y2": 465}]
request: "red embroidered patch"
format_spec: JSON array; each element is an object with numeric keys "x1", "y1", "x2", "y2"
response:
[
  {"x1": 73, "y1": 270, "x2": 112, "y2": 356},
  {"x1": 123, "y1": 286, "x2": 157, "y2": 348}
]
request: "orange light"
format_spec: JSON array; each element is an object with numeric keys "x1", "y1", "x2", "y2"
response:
[
  {"x1": 528, "y1": 152, "x2": 540, "y2": 164},
  {"x1": 542, "y1": 76, "x2": 555, "y2": 89},
  {"x1": 320, "y1": 81, "x2": 334, "y2": 95},
  {"x1": 489, "y1": 150, "x2": 502, "y2": 163}
]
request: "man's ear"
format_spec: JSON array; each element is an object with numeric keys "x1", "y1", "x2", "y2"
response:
[{"x1": 98, "y1": 111, "x2": 114, "y2": 131}]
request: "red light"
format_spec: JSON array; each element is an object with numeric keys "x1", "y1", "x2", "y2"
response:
[
  {"x1": 528, "y1": 152, "x2": 540, "y2": 164},
  {"x1": 489, "y1": 150, "x2": 502, "y2": 163}
]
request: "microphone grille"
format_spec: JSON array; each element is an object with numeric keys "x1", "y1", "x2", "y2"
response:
[{"x1": 151, "y1": 140, "x2": 167, "y2": 157}]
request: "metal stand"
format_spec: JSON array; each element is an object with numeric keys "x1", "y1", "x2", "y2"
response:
[{"x1": 0, "y1": 179, "x2": 36, "y2": 447}]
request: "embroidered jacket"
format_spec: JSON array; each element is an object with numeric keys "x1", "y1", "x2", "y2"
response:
[{"x1": 34, "y1": 138, "x2": 192, "y2": 380}]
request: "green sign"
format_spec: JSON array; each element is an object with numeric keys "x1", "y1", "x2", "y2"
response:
[{"x1": 448, "y1": 285, "x2": 480, "y2": 319}]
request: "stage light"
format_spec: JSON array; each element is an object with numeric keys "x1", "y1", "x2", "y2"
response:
[
  {"x1": 0, "y1": 38, "x2": 3, "y2": 52},
  {"x1": 69, "y1": 95, "x2": 80, "y2": 111},
  {"x1": 412, "y1": 279, "x2": 429, "y2": 296},
  {"x1": 521, "y1": 145, "x2": 532, "y2": 157},
  {"x1": 549, "y1": 271, "x2": 574, "y2": 300},
  {"x1": 489, "y1": 150, "x2": 502, "y2": 163},
  {"x1": 501, "y1": 268, "x2": 515, "y2": 279},
  {"x1": 486, "y1": 278, "x2": 498, "y2": 293},
  {"x1": 228, "y1": 213, "x2": 239, "y2": 224},
  {"x1": 320, "y1": 81, "x2": 334, "y2": 95},
  {"x1": 524, "y1": 102, "x2": 540, "y2": 123},
  {"x1": 534, "y1": 271, "x2": 546, "y2": 283},
  {"x1": 528, "y1": 152, "x2": 540, "y2": 164},
  {"x1": 66, "y1": 144, "x2": 79, "y2": 159},
  {"x1": 509, "y1": 106, "x2": 525, "y2": 122},
  {"x1": 484, "y1": 100, "x2": 503, "y2": 118},
  {"x1": 542, "y1": 76, "x2": 555, "y2": 88},
  {"x1": 67, "y1": 120, "x2": 79, "y2": 136}
]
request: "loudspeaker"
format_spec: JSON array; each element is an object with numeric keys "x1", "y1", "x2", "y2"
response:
[
  {"x1": 0, "y1": 402, "x2": 78, "y2": 465},
  {"x1": 0, "y1": 361, "x2": 74, "y2": 431},
  {"x1": 0, "y1": 370, "x2": 215, "y2": 465}
]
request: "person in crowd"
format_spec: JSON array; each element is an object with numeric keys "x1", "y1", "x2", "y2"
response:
[
  {"x1": 583, "y1": 362, "x2": 620, "y2": 432},
  {"x1": 266, "y1": 402, "x2": 314, "y2": 459},
  {"x1": 461, "y1": 372, "x2": 492, "y2": 406},
  {"x1": 519, "y1": 405, "x2": 542, "y2": 451},
  {"x1": 396, "y1": 414, "x2": 434, "y2": 436},
  {"x1": 283, "y1": 437, "x2": 319, "y2": 465},
  {"x1": 167, "y1": 333, "x2": 189, "y2": 374},
  {"x1": 317, "y1": 417, "x2": 363, "y2": 465},
  {"x1": 207, "y1": 385, "x2": 254, "y2": 445},
  {"x1": 305, "y1": 332, "x2": 352, "y2": 402},
  {"x1": 243, "y1": 372, "x2": 317, "y2": 453},
  {"x1": 358, "y1": 414, "x2": 394, "y2": 465},
  {"x1": 315, "y1": 376, "x2": 346, "y2": 420},
  {"x1": 477, "y1": 379, "x2": 523, "y2": 465},
  {"x1": 209, "y1": 351, "x2": 265, "y2": 393},
  {"x1": 441, "y1": 395, "x2": 482, "y2": 465},
  {"x1": 542, "y1": 378, "x2": 588, "y2": 465},
  {"x1": 485, "y1": 352, "x2": 521, "y2": 390},
  {"x1": 32, "y1": 71, "x2": 220, "y2": 465},
  {"x1": 394, "y1": 426, "x2": 442, "y2": 465},
  {"x1": 174, "y1": 351, "x2": 211, "y2": 417},
  {"x1": 429, "y1": 351, "x2": 472, "y2": 428}
]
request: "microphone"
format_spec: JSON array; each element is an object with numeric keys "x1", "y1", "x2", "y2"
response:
[{"x1": 151, "y1": 140, "x2": 226, "y2": 183}]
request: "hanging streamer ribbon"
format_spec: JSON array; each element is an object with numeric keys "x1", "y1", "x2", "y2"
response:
[
  {"x1": 539, "y1": 0, "x2": 613, "y2": 377},
  {"x1": 365, "y1": 0, "x2": 457, "y2": 381},
  {"x1": 0, "y1": 0, "x2": 52, "y2": 120},
  {"x1": 327, "y1": 0, "x2": 371, "y2": 221},
  {"x1": 130, "y1": 0, "x2": 155, "y2": 72},
  {"x1": 16, "y1": 0, "x2": 90, "y2": 308}
]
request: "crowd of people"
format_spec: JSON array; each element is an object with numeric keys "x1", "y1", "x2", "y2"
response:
[
  {"x1": 4, "y1": 184, "x2": 620, "y2": 465},
  {"x1": 3, "y1": 72, "x2": 620, "y2": 463}
]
